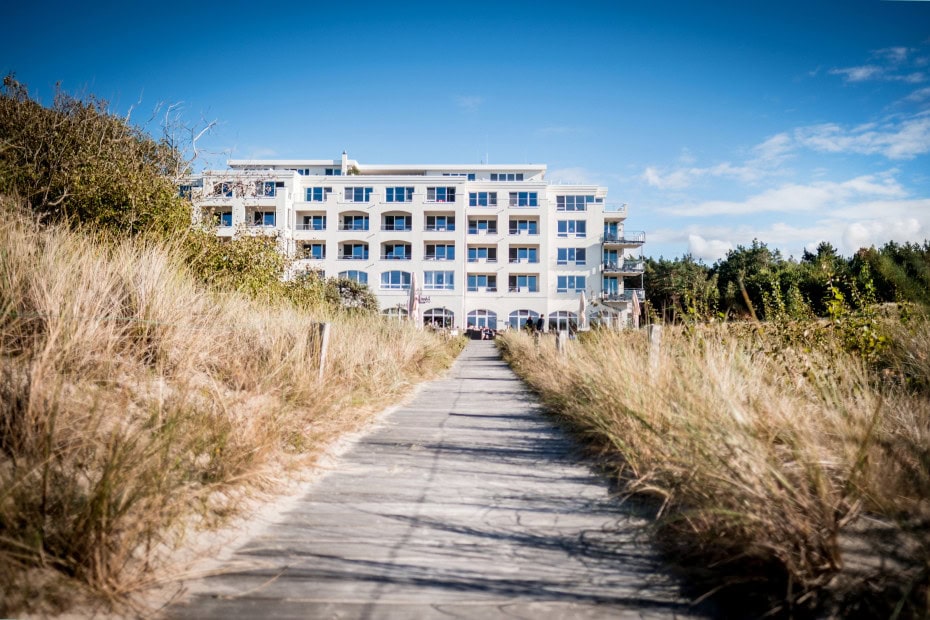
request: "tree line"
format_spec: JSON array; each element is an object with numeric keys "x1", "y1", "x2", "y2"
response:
[{"x1": 642, "y1": 238, "x2": 930, "y2": 322}]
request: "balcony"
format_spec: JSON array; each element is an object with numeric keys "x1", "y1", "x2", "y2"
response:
[
  {"x1": 381, "y1": 254, "x2": 412, "y2": 261},
  {"x1": 382, "y1": 224, "x2": 412, "y2": 232},
  {"x1": 600, "y1": 289, "x2": 646, "y2": 303},
  {"x1": 424, "y1": 255, "x2": 455, "y2": 261},
  {"x1": 296, "y1": 223, "x2": 326, "y2": 231},
  {"x1": 468, "y1": 228, "x2": 499, "y2": 235},
  {"x1": 338, "y1": 253, "x2": 369, "y2": 261},
  {"x1": 603, "y1": 204, "x2": 628, "y2": 219},
  {"x1": 509, "y1": 258, "x2": 539, "y2": 264},
  {"x1": 339, "y1": 223, "x2": 369, "y2": 231},
  {"x1": 603, "y1": 230, "x2": 646, "y2": 246},
  {"x1": 467, "y1": 286, "x2": 498, "y2": 293},
  {"x1": 602, "y1": 259, "x2": 645, "y2": 274},
  {"x1": 508, "y1": 287, "x2": 539, "y2": 293},
  {"x1": 424, "y1": 225, "x2": 455, "y2": 232}
]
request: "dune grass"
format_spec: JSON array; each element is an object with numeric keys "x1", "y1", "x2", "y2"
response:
[
  {"x1": 499, "y1": 322, "x2": 929, "y2": 616},
  {"x1": 0, "y1": 205, "x2": 462, "y2": 614}
]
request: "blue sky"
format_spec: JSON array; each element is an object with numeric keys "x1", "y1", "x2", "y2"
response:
[{"x1": 4, "y1": 0, "x2": 930, "y2": 261}]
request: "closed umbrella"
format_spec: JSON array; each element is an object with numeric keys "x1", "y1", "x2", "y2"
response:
[
  {"x1": 407, "y1": 272, "x2": 420, "y2": 325},
  {"x1": 579, "y1": 291, "x2": 589, "y2": 330}
]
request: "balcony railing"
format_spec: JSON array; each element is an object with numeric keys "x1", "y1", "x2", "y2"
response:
[
  {"x1": 603, "y1": 231, "x2": 646, "y2": 244},
  {"x1": 339, "y1": 223, "x2": 369, "y2": 231},
  {"x1": 508, "y1": 229, "x2": 539, "y2": 236},
  {"x1": 467, "y1": 286, "x2": 498, "y2": 293},
  {"x1": 604, "y1": 204, "x2": 628, "y2": 218},
  {"x1": 601, "y1": 289, "x2": 646, "y2": 303},
  {"x1": 424, "y1": 255, "x2": 455, "y2": 261},
  {"x1": 338, "y1": 253, "x2": 369, "y2": 261},
  {"x1": 424, "y1": 225, "x2": 455, "y2": 232},
  {"x1": 382, "y1": 224, "x2": 412, "y2": 232},
  {"x1": 508, "y1": 287, "x2": 539, "y2": 293},
  {"x1": 467, "y1": 257, "x2": 497, "y2": 263},
  {"x1": 468, "y1": 228, "x2": 498, "y2": 235},
  {"x1": 296, "y1": 223, "x2": 326, "y2": 231},
  {"x1": 381, "y1": 254, "x2": 412, "y2": 260},
  {"x1": 509, "y1": 257, "x2": 539, "y2": 264},
  {"x1": 603, "y1": 259, "x2": 646, "y2": 273}
]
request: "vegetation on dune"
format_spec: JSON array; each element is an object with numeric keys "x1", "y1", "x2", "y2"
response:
[
  {"x1": 500, "y1": 299, "x2": 930, "y2": 617},
  {"x1": 0, "y1": 77, "x2": 460, "y2": 614}
]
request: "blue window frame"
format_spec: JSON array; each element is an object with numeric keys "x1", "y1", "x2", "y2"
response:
[
  {"x1": 426, "y1": 215, "x2": 455, "y2": 231},
  {"x1": 557, "y1": 275, "x2": 586, "y2": 293},
  {"x1": 339, "y1": 270, "x2": 368, "y2": 284},
  {"x1": 217, "y1": 212, "x2": 232, "y2": 226},
  {"x1": 383, "y1": 243, "x2": 411, "y2": 260},
  {"x1": 467, "y1": 246, "x2": 497, "y2": 262},
  {"x1": 306, "y1": 187, "x2": 332, "y2": 202},
  {"x1": 557, "y1": 248, "x2": 586, "y2": 265},
  {"x1": 468, "y1": 218, "x2": 497, "y2": 234},
  {"x1": 341, "y1": 243, "x2": 368, "y2": 260},
  {"x1": 509, "y1": 219, "x2": 538, "y2": 235},
  {"x1": 381, "y1": 270, "x2": 411, "y2": 289},
  {"x1": 557, "y1": 220, "x2": 586, "y2": 237},
  {"x1": 425, "y1": 244, "x2": 455, "y2": 260},
  {"x1": 253, "y1": 211, "x2": 275, "y2": 226},
  {"x1": 303, "y1": 243, "x2": 326, "y2": 259},
  {"x1": 386, "y1": 186, "x2": 414, "y2": 202},
  {"x1": 424, "y1": 271, "x2": 454, "y2": 290},
  {"x1": 325, "y1": 167, "x2": 342, "y2": 176},
  {"x1": 341, "y1": 215, "x2": 368, "y2": 231},
  {"x1": 427, "y1": 187, "x2": 456, "y2": 202},
  {"x1": 557, "y1": 195, "x2": 594, "y2": 211},
  {"x1": 509, "y1": 309, "x2": 540, "y2": 329},
  {"x1": 383, "y1": 215, "x2": 411, "y2": 231},
  {"x1": 508, "y1": 274, "x2": 538, "y2": 292},
  {"x1": 509, "y1": 247, "x2": 538, "y2": 263},
  {"x1": 490, "y1": 173, "x2": 524, "y2": 181},
  {"x1": 467, "y1": 274, "x2": 497, "y2": 292},
  {"x1": 303, "y1": 215, "x2": 326, "y2": 230},
  {"x1": 508, "y1": 192, "x2": 538, "y2": 207},
  {"x1": 344, "y1": 187, "x2": 373, "y2": 202},
  {"x1": 468, "y1": 192, "x2": 497, "y2": 207}
]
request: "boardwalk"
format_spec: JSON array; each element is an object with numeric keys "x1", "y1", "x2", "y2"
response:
[{"x1": 168, "y1": 341, "x2": 695, "y2": 619}]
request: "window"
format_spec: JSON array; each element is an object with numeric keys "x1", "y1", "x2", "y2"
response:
[
  {"x1": 292, "y1": 168, "x2": 311, "y2": 175},
  {"x1": 340, "y1": 243, "x2": 369, "y2": 260},
  {"x1": 208, "y1": 210, "x2": 232, "y2": 226},
  {"x1": 383, "y1": 215, "x2": 411, "y2": 231},
  {"x1": 602, "y1": 276, "x2": 620, "y2": 295},
  {"x1": 425, "y1": 244, "x2": 455, "y2": 261},
  {"x1": 467, "y1": 274, "x2": 497, "y2": 292},
  {"x1": 325, "y1": 167, "x2": 342, "y2": 176},
  {"x1": 467, "y1": 246, "x2": 497, "y2": 262},
  {"x1": 466, "y1": 309, "x2": 497, "y2": 328},
  {"x1": 549, "y1": 311, "x2": 578, "y2": 332},
  {"x1": 468, "y1": 218, "x2": 497, "y2": 234},
  {"x1": 382, "y1": 243, "x2": 411, "y2": 260},
  {"x1": 302, "y1": 242, "x2": 326, "y2": 260},
  {"x1": 557, "y1": 220, "x2": 586, "y2": 237},
  {"x1": 344, "y1": 187, "x2": 373, "y2": 202},
  {"x1": 427, "y1": 187, "x2": 456, "y2": 202},
  {"x1": 425, "y1": 215, "x2": 455, "y2": 231},
  {"x1": 508, "y1": 192, "x2": 538, "y2": 207},
  {"x1": 556, "y1": 195, "x2": 594, "y2": 211},
  {"x1": 508, "y1": 274, "x2": 539, "y2": 292},
  {"x1": 557, "y1": 275, "x2": 586, "y2": 293},
  {"x1": 301, "y1": 215, "x2": 326, "y2": 231},
  {"x1": 339, "y1": 270, "x2": 368, "y2": 284},
  {"x1": 442, "y1": 172, "x2": 475, "y2": 181},
  {"x1": 490, "y1": 173, "x2": 524, "y2": 181},
  {"x1": 509, "y1": 247, "x2": 538, "y2": 263},
  {"x1": 381, "y1": 270, "x2": 411, "y2": 290},
  {"x1": 213, "y1": 181, "x2": 233, "y2": 197},
  {"x1": 179, "y1": 184, "x2": 192, "y2": 198},
  {"x1": 557, "y1": 248, "x2": 587, "y2": 265},
  {"x1": 603, "y1": 249, "x2": 619, "y2": 268},
  {"x1": 252, "y1": 211, "x2": 275, "y2": 227},
  {"x1": 509, "y1": 219, "x2": 538, "y2": 235},
  {"x1": 306, "y1": 187, "x2": 332, "y2": 202},
  {"x1": 424, "y1": 271, "x2": 454, "y2": 290},
  {"x1": 468, "y1": 192, "x2": 497, "y2": 207},
  {"x1": 509, "y1": 309, "x2": 540, "y2": 329},
  {"x1": 385, "y1": 186, "x2": 414, "y2": 202},
  {"x1": 423, "y1": 307, "x2": 455, "y2": 328},
  {"x1": 341, "y1": 215, "x2": 369, "y2": 231},
  {"x1": 256, "y1": 181, "x2": 280, "y2": 197}
]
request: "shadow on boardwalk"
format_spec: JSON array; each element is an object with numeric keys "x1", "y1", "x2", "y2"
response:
[{"x1": 167, "y1": 341, "x2": 711, "y2": 619}]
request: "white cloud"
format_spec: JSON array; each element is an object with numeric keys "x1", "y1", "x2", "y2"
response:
[
  {"x1": 792, "y1": 115, "x2": 930, "y2": 159},
  {"x1": 661, "y1": 174, "x2": 907, "y2": 217},
  {"x1": 688, "y1": 234, "x2": 732, "y2": 262},
  {"x1": 904, "y1": 86, "x2": 930, "y2": 103},
  {"x1": 830, "y1": 65, "x2": 884, "y2": 82}
]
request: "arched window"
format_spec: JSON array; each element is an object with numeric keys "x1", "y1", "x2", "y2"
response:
[
  {"x1": 508, "y1": 309, "x2": 540, "y2": 329},
  {"x1": 338, "y1": 270, "x2": 368, "y2": 284},
  {"x1": 380, "y1": 270, "x2": 411, "y2": 290},
  {"x1": 423, "y1": 307, "x2": 455, "y2": 328},
  {"x1": 382, "y1": 307, "x2": 408, "y2": 320},
  {"x1": 467, "y1": 309, "x2": 497, "y2": 329},
  {"x1": 548, "y1": 311, "x2": 578, "y2": 332}
]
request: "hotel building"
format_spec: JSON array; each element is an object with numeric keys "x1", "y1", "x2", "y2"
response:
[{"x1": 184, "y1": 152, "x2": 645, "y2": 330}]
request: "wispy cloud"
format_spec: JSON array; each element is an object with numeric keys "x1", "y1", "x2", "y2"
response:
[
  {"x1": 455, "y1": 95, "x2": 484, "y2": 111},
  {"x1": 661, "y1": 174, "x2": 907, "y2": 217},
  {"x1": 829, "y1": 44, "x2": 927, "y2": 84},
  {"x1": 792, "y1": 114, "x2": 930, "y2": 159}
]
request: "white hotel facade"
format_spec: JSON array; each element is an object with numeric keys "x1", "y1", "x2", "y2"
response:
[{"x1": 186, "y1": 153, "x2": 645, "y2": 331}]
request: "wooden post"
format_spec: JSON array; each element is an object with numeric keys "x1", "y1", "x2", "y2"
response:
[
  {"x1": 318, "y1": 322, "x2": 331, "y2": 381},
  {"x1": 557, "y1": 330, "x2": 568, "y2": 356},
  {"x1": 648, "y1": 324, "x2": 662, "y2": 376}
]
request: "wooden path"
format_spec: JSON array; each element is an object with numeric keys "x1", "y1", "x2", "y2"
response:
[{"x1": 168, "y1": 341, "x2": 699, "y2": 619}]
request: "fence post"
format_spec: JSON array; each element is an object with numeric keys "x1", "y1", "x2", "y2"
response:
[
  {"x1": 318, "y1": 322, "x2": 331, "y2": 381},
  {"x1": 648, "y1": 324, "x2": 662, "y2": 376},
  {"x1": 557, "y1": 330, "x2": 568, "y2": 356}
]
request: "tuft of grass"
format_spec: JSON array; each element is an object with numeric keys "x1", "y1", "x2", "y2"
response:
[
  {"x1": 499, "y1": 324, "x2": 929, "y2": 616},
  {"x1": 0, "y1": 202, "x2": 461, "y2": 614}
]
